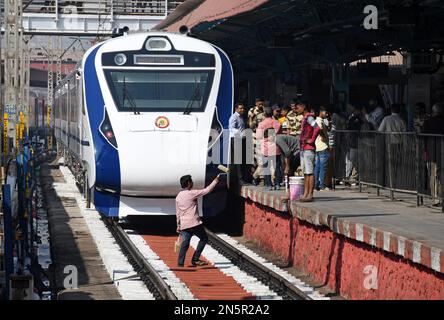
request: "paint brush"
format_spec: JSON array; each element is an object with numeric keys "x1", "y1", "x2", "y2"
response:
[{"x1": 217, "y1": 164, "x2": 230, "y2": 174}]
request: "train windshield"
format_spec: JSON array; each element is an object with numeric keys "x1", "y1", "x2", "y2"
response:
[{"x1": 105, "y1": 70, "x2": 215, "y2": 112}]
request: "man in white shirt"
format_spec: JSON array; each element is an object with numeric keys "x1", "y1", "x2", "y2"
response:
[
  {"x1": 378, "y1": 104, "x2": 406, "y2": 188},
  {"x1": 229, "y1": 103, "x2": 246, "y2": 138},
  {"x1": 314, "y1": 106, "x2": 331, "y2": 191},
  {"x1": 378, "y1": 103, "x2": 406, "y2": 133},
  {"x1": 229, "y1": 103, "x2": 247, "y2": 184}
]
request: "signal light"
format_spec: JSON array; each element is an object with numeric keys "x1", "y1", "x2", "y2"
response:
[{"x1": 100, "y1": 110, "x2": 118, "y2": 148}]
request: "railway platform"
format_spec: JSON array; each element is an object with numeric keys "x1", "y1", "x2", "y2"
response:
[
  {"x1": 42, "y1": 160, "x2": 121, "y2": 300},
  {"x1": 239, "y1": 184, "x2": 444, "y2": 300}
]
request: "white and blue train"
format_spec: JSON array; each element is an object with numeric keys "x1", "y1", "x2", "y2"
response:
[{"x1": 54, "y1": 32, "x2": 233, "y2": 218}]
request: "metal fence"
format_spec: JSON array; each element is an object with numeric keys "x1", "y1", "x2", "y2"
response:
[
  {"x1": 23, "y1": 0, "x2": 183, "y2": 16},
  {"x1": 333, "y1": 130, "x2": 444, "y2": 212}
]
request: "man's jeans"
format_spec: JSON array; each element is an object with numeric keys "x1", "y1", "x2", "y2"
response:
[
  {"x1": 178, "y1": 224, "x2": 208, "y2": 266},
  {"x1": 314, "y1": 149, "x2": 330, "y2": 189}
]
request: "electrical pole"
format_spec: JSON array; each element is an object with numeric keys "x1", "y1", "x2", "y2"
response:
[
  {"x1": 19, "y1": 36, "x2": 30, "y2": 143},
  {"x1": 47, "y1": 38, "x2": 54, "y2": 151},
  {"x1": 4, "y1": 0, "x2": 23, "y2": 161},
  {"x1": 56, "y1": 37, "x2": 62, "y2": 86}
]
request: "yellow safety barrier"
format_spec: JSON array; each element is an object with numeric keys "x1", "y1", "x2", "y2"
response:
[{"x1": 19, "y1": 111, "x2": 25, "y2": 140}]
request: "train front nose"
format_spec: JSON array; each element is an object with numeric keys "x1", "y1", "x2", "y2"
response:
[{"x1": 117, "y1": 115, "x2": 210, "y2": 197}]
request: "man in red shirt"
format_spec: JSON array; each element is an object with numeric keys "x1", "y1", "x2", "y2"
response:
[
  {"x1": 176, "y1": 174, "x2": 220, "y2": 267},
  {"x1": 296, "y1": 101, "x2": 321, "y2": 202}
]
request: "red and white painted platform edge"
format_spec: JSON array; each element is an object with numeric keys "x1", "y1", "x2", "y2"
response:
[
  {"x1": 56, "y1": 161, "x2": 155, "y2": 300},
  {"x1": 241, "y1": 185, "x2": 444, "y2": 274},
  {"x1": 241, "y1": 186, "x2": 289, "y2": 212}
]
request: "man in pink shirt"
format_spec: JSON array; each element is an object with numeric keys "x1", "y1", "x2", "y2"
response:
[
  {"x1": 176, "y1": 174, "x2": 219, "y2": 267},
  {"x1": 255, "y1": 106, "x2": 283, "y2": 190}
]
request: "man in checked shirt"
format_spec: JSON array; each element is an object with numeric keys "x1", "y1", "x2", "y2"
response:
[{"x1": 176, "y1": 174, "x2": 220, "y2": 267}]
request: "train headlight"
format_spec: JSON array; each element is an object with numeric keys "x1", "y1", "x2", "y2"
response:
[
  {"x1": 114, "y1": 53, "x2": 127, "y2": 66},
  {"x1": 100, "y1": 110, "x2": 118, "y2": 148},
  {"x1": 146, "y1": 37, "x2": 172, "y2": 51}
]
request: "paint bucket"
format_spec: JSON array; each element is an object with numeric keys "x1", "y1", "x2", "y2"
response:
[{"x1": 289, "y1": 176, "x2": 304, "y2": 201}]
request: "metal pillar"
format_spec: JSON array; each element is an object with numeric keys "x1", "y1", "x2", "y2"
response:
[
  {"x1": 19, "y1": 37, "x2": 30, "y2": 141},
  {"x1": 4, "y1": 0, "x2": 24, "y2": 156},
  {"x1": 0, "y1": 0, "x2": 3, "y2": 181},
  {"x1": 56, "y1": 37, "x2": 62, "y2": 85},
  {"x1": 47, "y1": 38, "x2": 54, "y2": 151}
]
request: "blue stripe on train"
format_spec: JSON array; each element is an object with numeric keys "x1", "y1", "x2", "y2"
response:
[
  {"x1": 84, "y1": 45, "x2": 121, "y2": 217},
  {"x1": 214, "y1": 46, "x2": 233, "y2": 129},
  {"x1": 202, "y1": 47, "x2": 234, "y2": 217}
]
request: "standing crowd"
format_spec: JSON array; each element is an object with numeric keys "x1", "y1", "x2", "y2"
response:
[
  {"x1": 229, "y1": 97, "x2": 444, "y2": 204},
  {"x1": 229, "y1": 98, "x2": 334, "y2": 202}
]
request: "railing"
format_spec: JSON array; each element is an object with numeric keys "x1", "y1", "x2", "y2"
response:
[
  {"x1": 23, "y1": 0, "x2": 183, "y2": 16},
  {"x1": 333, "y1": 130, "x2": 444, "y2": 212}
]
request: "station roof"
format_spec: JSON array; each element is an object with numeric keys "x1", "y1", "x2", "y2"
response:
[{"x1": 155, "y1": 0, "x2": 444, "y2": 68}]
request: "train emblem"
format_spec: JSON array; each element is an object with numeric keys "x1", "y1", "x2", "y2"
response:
[{"x1": 155, "y1": 116, "x2": 170, "y2": 129}]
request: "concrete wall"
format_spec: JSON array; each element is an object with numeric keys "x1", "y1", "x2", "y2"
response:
[{"x1": 243, "y1": 199, "x2": 444, "y2": 300}]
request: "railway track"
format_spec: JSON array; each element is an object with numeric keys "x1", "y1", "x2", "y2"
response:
[
  {"x1": 105, "y1": 218, "x2": 313, "y2": 300},
  {"x1": 103, "y1": 218, "x2": 178, "y2": 300},
  {"x1": 206, "y1": 230, "x2": 312, "y2": 300}
]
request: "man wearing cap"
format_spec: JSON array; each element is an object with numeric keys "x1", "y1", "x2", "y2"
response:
[{"x1": 175, "y1": 174, "x2": 219, "y2": 267}]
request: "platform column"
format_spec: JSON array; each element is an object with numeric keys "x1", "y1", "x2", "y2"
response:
[{"x1": 331, "y1": 63, "x2": 350, "y2": 113}]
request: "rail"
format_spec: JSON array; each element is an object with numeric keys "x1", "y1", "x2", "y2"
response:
[
  {"x1": 333, "y1": 130, "x2": 444, "y2": 212},
  {"x1": 206, "y1": 229, "x2": 312, "y2": 300},
  {"x1": 103, "y1": 218, "x2": 177, "y2": 300}
]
